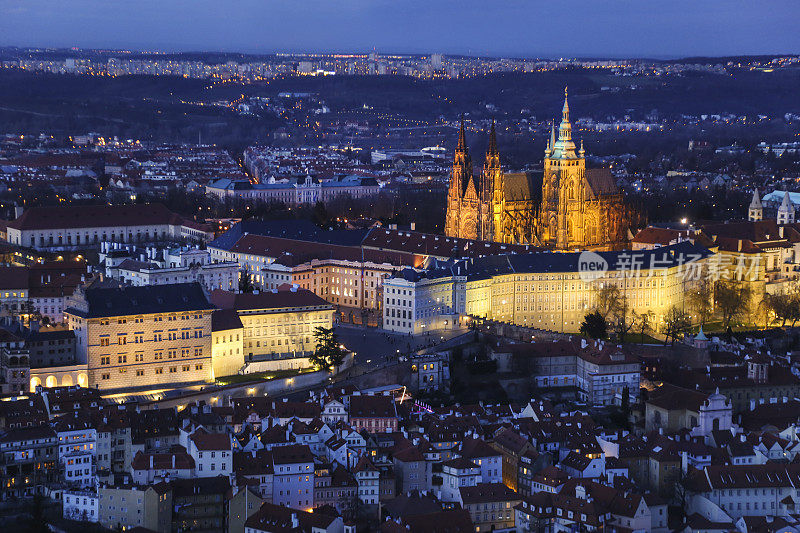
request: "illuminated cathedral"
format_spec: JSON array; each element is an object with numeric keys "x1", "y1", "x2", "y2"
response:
[{"x1": 444, "y1": 89, "x2": 630, "y2": 250}]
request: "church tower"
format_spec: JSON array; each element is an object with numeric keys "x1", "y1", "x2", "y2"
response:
[
  {"x1": 748, "y1": 189, "x2": 763, "y2": 221},
  {"x1": 778, "y1": 191, "x2": 795, "y2": 225},
  {"x1": 540, "y1": 87, "x2": 586, "y2": 249},
  {"x1": 445, "y1": 118, "x2": 479, "y2": 239},
  {"x1": 480, "y1": 120, "x2": 503, "y2": 241}
]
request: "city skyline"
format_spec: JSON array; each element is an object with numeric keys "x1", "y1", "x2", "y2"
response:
[{"x1": 1, "y1": 0, "x2": 799, "y2": 59}]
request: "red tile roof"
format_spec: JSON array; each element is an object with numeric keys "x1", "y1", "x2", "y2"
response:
[
  {"x1": 459, "y1": 482, "x2": 518, "y2": 505},
  {"x1": 349, "y1": 394, "x2": 397, "y2": 419},
  {"x1": 7, "y1": 203, "x2": 183, "y2": 231},
  {"x1": 190, "y1": 430, "x2": 232, "y2": 451},
  {"x1": 130, "y1": 449, "x2": 195, "y2": 471}
]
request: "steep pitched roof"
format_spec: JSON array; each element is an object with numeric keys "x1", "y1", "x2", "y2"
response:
[{"x1": 584, "y1": 167, "x2": 619, "y2": 197}]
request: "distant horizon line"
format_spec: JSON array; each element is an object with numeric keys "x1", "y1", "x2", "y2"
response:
[{"x1": 1, "y1": 43, "x2": 797, "y2": 63}]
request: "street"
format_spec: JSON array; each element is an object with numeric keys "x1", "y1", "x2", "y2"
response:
[{"x1": 334, "y1": 324, "x2": 469, "y2": 372}]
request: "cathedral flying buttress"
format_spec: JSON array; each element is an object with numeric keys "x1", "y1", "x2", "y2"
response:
[{"x1": 444, "y1": 88, "x2": 630, "y2": 251}]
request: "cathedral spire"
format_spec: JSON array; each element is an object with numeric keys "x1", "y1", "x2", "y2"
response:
[
  {"x1": 487, "y1": 120, "x2": 498, "y2": 155},
  {"x1": 558, "y1": 86, "x2": 573, "y2": 143},
  {"x1": 457, "y1": 116, "x2": 468, "y2": 154}
]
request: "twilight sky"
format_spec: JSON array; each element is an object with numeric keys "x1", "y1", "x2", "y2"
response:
[{"x1": 1, "y1": 0, "x2": 798, "y2": 58}]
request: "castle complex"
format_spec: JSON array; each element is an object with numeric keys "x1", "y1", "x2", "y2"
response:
[{"x1": 444, "y1": 89, "x2": 630, "y2": 250}]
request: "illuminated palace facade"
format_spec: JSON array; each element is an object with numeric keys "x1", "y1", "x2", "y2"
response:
[
  {"x1": 444, "y1": 89, "x2": 630, "y2": 250},
  {"x1": 383, "y1": 242, "x2": 712, "y2": 335}
]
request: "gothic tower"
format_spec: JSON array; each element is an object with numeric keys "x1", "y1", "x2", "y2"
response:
[
  {"x1": 540, "y1": 87, "x2": 586, "y2": 249},
  {"x1": 480, "y1": 120, "x2": 503, "y2": 241},
  {"x1": 445, "y1": 118, "x2": 478, "y2": 239}
]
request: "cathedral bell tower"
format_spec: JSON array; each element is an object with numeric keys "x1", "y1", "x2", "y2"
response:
[
  {"x1": 480, "y1": 120, "x2": 503, "y2": 241},
  {"x1": 445, "y1": 117, "x2": 478, "y2": 239},
  {"x1": 540, "y1": 87, "x2": 586, "y2": 249}
]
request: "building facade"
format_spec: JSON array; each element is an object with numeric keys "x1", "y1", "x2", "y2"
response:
[
  {"x1": 211, "y1": 288, "x2": 335, "y2": 372},
  {"x1": 6, "y1": 203, "x2": 213, "y2": 252},
  {"x1": 383, "y1": 241, "x2": 711, "y2": 335},
  {"x1": 64, "y1": 283, "x2": 215, "y2": 391}
]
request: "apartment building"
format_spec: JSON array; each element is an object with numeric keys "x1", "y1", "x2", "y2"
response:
[
  {"x1": 185, "y1": 429, "x2": 233, "y2": 478},
  {"x1": 97, "y1": 482, "x2": 172, "y2": 532},
  {"x1": 0, "y1": 329, "x2": 29, "y2": 395},
  {"x1": 64, "y1": 283, "x2": 215, "y2": 391},
  {"x1": 348, "y1": 394, "x2": 399, "y2": 433},
  {"x1": 55, "y1": 414, "x2": 97, "y2": 488},
  {"x1": 114, "y1": 258, "x2": 238, "y2": 293},
  {"x1": 63, "y1": 489, "x2": 99, "y2": 522},
  {"x1": 687, "y1": 464, "x2": 800, "y2": 520},
  {"x1": 27, "y1": 329, "x2": 77, "y2": 368},
  {"x1": 271, "y1": 444, "x2": 315, "y2": 511},
  {"x1": 172, "y1": 477, "x2": 230, "y2": 533},
  {"x1": 0, "y1": 424, "x2": 58, "y2": 499},
  {"x1": 458, "y1": 483, "x2": 519, "y2": 532},
  {"x1": 440, "y1": 458, "x2": 481, "y2": 502},
  {"x1": 0, "y1": 267, "x2": 28, "y2": 316}
]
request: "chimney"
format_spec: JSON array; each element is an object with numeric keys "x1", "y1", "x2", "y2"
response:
[
  {"x1": 172, "y1": 454, "x2": 176, "y2": 469},
  {"x1": 410, "y1": 222, "x2": 416, "y2": 231},
  {"x1": 738, "y1": 240, "x2": 743, "y2": 252},
  {"x1": 150, "y1": 455, "x2": 154, "y2": 469}
]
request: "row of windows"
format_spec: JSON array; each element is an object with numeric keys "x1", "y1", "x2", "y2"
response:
[
  {"x1": 98, "y1": 348, "x2": 203, "y2": 364},
  {"x1": 98, "y1": 314, "x2": 203, "y2": 326},
  {"x1": 98, "y1": 331, "x2": 203, "y2": 346},
  {"x1": 99, "y1": 364, "x2": 203, "y2": 379}
]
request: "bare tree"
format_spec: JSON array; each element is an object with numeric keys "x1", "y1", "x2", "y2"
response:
[
  {"x1": 594, "y1": 284, "x2": 624, "y2": 320},
  {"x1": 663, "y1": 306, "x2": 691, "y2": 346},
  {"x1": 713, "y1": 280, "x2": 752, "y2": 330},
  {"x1": 633, "y1": 309, "x2": 655, "y2": 344},
  {"x1": 687, "y1": 274, "x2": 714, "y2": 326},
  {"x1": 763, "y1": 288, "x2": 800, "y2": 327}
]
